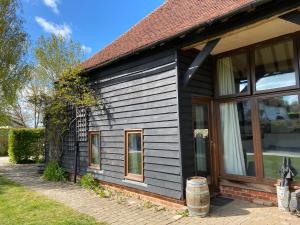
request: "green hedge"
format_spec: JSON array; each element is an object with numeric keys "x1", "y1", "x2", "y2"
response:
[
  {"x1": 8, "y1": 128, "x2": 45, "y2": 163},
  {"x1": 0, "y1": 128, "x2": 10, "y2": 156}
]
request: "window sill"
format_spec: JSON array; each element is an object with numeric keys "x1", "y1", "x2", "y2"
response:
[
  {"x1": 122, "y1": 179, "x2": 148, "y2": 188},
  {"x1": 87, "y1": 167, "x2": 104, "y2": 175}
]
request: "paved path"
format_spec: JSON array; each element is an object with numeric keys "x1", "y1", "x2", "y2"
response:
[{"x1": 0, "y1": 157, "x2": 299, "y2": 225}]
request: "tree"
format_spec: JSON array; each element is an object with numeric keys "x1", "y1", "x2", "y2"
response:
[
  {"x1": 32, "y1": 34, "x2": 100, "y2": 161},
  {"x1": 9, "y1": 34, "x2": 84, "y2": 128},
  {"x1": 0, "y1": 0, "x2": 29, "y2": 125},
  {"x1": 9, "y1": 69, "x2": 48, "y2": 128},
  {"x1": 34, "y1": 35, "x2": 84, "y2": 84}
]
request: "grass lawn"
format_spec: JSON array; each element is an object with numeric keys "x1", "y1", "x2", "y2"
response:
[
  {"x1": 0, "y1": 176, "x2": 106, "y2": 225},
  {"x1": 247, "y1": 154, "x2": 300, "y2": 181},
  {"x1": 263, "y1": 155, "x2": 300, "y2": 180}
]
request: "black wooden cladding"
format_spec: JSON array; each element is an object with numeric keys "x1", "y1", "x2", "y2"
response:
[
  {"x1": 60, "y1": 47, "x2": 214, "y2": 200},
  {"x1": 177, "y1": 49, "x2": 214, "y2": 187},
  {"x1": 61, "y1": 48, "x2": 183, "y2": 200}
]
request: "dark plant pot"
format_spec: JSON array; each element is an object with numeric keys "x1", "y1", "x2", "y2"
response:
[{"x1": 37, "y1": 164, "x2": 45, "y2": 174}]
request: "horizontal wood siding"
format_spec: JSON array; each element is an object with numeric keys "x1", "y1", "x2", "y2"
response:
[
  {"x1": 177, "y1": 49, "x2": 214, "y2": 186},
  {"x1": 63, "y1": 48, "x2": 183, "y2": 200}
]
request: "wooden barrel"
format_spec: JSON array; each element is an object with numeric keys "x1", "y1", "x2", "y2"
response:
[{"x1": 186, "y1": 176, "x2": 210, "y2": 217}]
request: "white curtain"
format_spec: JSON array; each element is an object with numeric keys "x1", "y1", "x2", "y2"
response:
[
  {"x1": 218, "y1": 57, "x2": 246, "y2": 176},
  {"x1": 128, "y1": 134, "x2": 141, "y2": 174}
]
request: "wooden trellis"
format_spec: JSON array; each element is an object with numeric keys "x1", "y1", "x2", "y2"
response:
[{"x1": 76, "y1": 106, "x2": 88, "y2": 142}]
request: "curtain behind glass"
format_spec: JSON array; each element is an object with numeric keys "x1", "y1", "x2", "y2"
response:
[
  {"x1": 218, "y1": 57, "x2": 246, "y2": 176},
  {"x1": 128, "y1": 133, "x2": 142, "y2": 175},
  {"x1": 218, "y1": 57, "x2": 236, "y2": 96},
  {"x1": 91, "y1": 134, "x2": 100, "y2": 165}
]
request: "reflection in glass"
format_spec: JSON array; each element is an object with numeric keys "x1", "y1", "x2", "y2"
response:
[
  {"x1": 220, "y1": 100, "x2": 255, "y2": 176},
  {"x1": 258, "y1": 95, "x2": 300, "y2": 180},
  {"x1": 91, "y1": 134, "x2": 100, "y2": 165},
  {"x1": 217, "y1": 52, "x2": 249, "y2": 96},
  {"x1": 128, "y1": 133, "x2": 142, "y2": 175},
  {"x1": 255, "y1": 39, "x2": 296, "y2": 91},
  {"x1": 193, "y1": 104, "x2": 209, "y2": 174}
]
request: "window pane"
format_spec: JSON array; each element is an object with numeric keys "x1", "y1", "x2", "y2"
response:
[
  {"x1": 220, "y1": 100, "x2": 255, "y2": 176},
  {"x1": 217, "y1": 52, "x2": 249, "y2": 96},
  {"x1": 128, "y1": 133, "x2": 142, "y2": 175},
  {"x1": 91, "y1": 134, "x2": 100, "y2": 165},
  {"x1": 193, "y1": 104, "x2": 209, "y2": 174},
  {"x1": 258, "y1": 95, "x2": 300, "y2": 180},
  {"x1": 255, "y1": 40, "x2": 296, "y2": 91}
]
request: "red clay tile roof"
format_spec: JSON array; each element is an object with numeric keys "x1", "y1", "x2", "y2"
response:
[{"x1": 82, "y1": 0, "x2": 258, "y2": 70}]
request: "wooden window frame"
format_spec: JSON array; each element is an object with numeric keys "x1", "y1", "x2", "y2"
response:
[
  {"x1": 214, "y1": 49, "x2": 252, "y2": 99},
  {"x1": 214, "y1": 32, "x2": 300, "y2": 99},
  {"x1": 124, "y1": 129, "x2": 144, "y2": 182},
  {"x1": 213, "y1": 31, "x2": 300, "y2": 186},
  {"x1": 88, "y1": 131, "x2": 101, "y2": 170},
  {"x1": 251, "y1": 37, "x2": 300, "y2": 94}
]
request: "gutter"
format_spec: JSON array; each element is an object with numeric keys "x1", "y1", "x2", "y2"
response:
[{"x1": 83, "y1": 0, "x2": 273, "y2": 74}]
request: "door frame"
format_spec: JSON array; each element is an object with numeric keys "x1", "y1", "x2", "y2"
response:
[{"x1": 192, "y1": 96, "x2": 218, "y2": 193}]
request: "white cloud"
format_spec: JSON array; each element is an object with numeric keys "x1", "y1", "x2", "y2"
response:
[
  {"x1": 43, "y1": 0, "x2": 60, "y2": 14},
  {"x1": 35, "y1": 16, "x2": 72, "y2": 39},
  {"x1": 81, "y1": 45, "x2": 92, "y2": 54}
]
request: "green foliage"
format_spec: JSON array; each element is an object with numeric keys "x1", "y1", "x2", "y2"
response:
[
  {"x1": 0, "y1": 176, "x2": 105, "y2": 225},
  {"x1": 45, "y1": 66, "x2": 101, "y2": 161},
  {"x1": 142, "y1": 201, "x2": 154, "y2": 209},
  {"x1": 94, "y1": 188, "x2": 106, "y2": 198},
  {"x1": 34, "y1": 35, "x2": 84, "y2": 83},
  {"x1": 43, "y1": 161, "x2": 66, "y2": 182},
  {"x1": 176, "y1": 209, "x2": 189, "y2": 217},
  {"x1": 79, "y1": 173, "x2": 98, "y2": 190},
  {"x1": 8, "y1": 128, "x2": 45, "y2": 163},
  {"x1": 0, "y1": 0, "x2": 29, "y2": 125},
  {"x1": 0, "y1": 128, "x2": 10, "y2": 156},
  {"x1": 34, "y1": 35, "x2": 101, "y2": 162}
]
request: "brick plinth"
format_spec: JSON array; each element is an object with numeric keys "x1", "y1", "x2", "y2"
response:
[
  {"x1": 69, "y1": 172, "x2": 186, "y2": 209},
  {"x1": 220, "y1": 185, "x2": 277, "y2": 205}
]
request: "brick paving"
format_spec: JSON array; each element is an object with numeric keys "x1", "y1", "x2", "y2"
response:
[{"x1": 0, "y1": 157, "x2": 299, "y2": 225}]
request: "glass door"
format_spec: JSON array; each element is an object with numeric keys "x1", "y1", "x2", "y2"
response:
[{"x1": 192, "y1": 98, "x2": 212, "y2": 180}]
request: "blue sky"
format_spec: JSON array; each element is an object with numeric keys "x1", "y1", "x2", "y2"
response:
[{"x1": 22, "y1": 0, "x2": 164, "y2": 59}]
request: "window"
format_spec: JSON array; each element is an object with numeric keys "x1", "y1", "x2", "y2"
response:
[
  {"x1": 88, "y1": 131, "x2": 101, "y2": 169},
  {"x1": 219, "y1": 100, "x2": 255, "y2": 176},
  {"x1": 255, "y1": 39, "x2": 296, "y2": 91},
  {"x1": 258, "y1": 94, "x2": 300, "y2": 180},
  {"x1": 215, "y1": 34, "x2": 300, "y2": 184},
  {"x1": 217, "y1": 52, "x2": 249, "y2": 96},
  {"x1": 125, "y1": 130, "x2": 143, "y2": 181},
  {"x1": 193, "y1": 103, "x2": 209, "y2": 175}
]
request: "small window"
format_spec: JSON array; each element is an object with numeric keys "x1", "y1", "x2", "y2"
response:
[
  {"x1": 88, "y1": 131, "x2": 101, "y2": 169},
  {"x1": 217, "y1": 52, "x2": 249, "y2": 96},
  {"x1": 125, "y1": 130, "x2": 143, "y2": 181},
  {"x1": 254, "y1": 39, "x2": 296, "y2": 91}
]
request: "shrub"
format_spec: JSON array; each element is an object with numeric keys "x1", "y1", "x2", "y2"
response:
[
  {"x1": 79, "y1": 173, "x2": 99, "y2": 190},
  {"x1": 0, "y1": 128, "x2": 10, "y2": 156},
  {"x1": 8, "y1": 128, "x2": 45, "y2": 163},
  {"x1": 43, "y1": 161, "x2": 66, "y2": 182}
]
